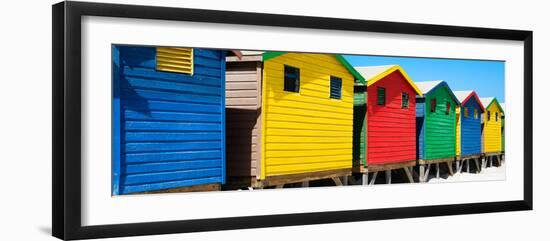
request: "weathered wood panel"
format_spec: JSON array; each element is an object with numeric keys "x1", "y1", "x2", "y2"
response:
[
  {"x1": 113, "y1": 46, "x2": 225, "y2": 195},
  {"x1": 225, "y1": 61, "x2": 261, "y2": 177}
]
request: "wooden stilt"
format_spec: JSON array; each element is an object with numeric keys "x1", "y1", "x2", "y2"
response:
[
  {"x1": 497, "y1": 155, "x2": 502, "y2": 166},
  {"x1": 423, "y1": 164, "x2": 431, "y2": 182},
  {"x1": 489, "y1": 156, "x2": 493, "y2": 167},
  {"x1": 362, "y1": 173, "x2": 368, "y2": 186},
  {"x1": 456, "y1": 160, "x2": 460, "y2": 173},
  {"x1": 447, "y1": 161, "x2": 454, "y2": 176},
  {"x1": 369, "y1": 172, "x2": 378, "y2": 185},
  {"x1": 466, "y1": 159, "x2": 470, "y2": 173},
  {"x1": 419, "y1": 165, "x2": 425, "y2": 183},
  {"x1": 403, "y1": 167, "x2": 414, "y2": 183},
  {"x1": 385, "y1": 170, "x2": 392, "y2": 184},
  {"x1": 302, "y1": 181, "x2": 309, "y2": 187},
  {"x1": 275, "y1": 184, "x2": 284, "y2": 189},
  {"x1": 332, "y1": 177, "x2": 343, "y2": 186},
  {"x1": 342, "y1": 176, "x2": 349, "y2": 186},
  {"x1": 474, "y1": 158, "x2": 481, "y2": 173},
  {"x1": 436, "y1": 163, "x2": 440, "y2": 179}
]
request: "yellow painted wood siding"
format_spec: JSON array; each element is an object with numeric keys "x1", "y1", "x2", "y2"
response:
[
  {"x1": 261, "y1": 53, "x2": 354, "y2": 178},
  {"x1": 456, "y1": 107, "x2": 461, "y2": 156},
  {"x1": 483, "y1": 103, "x2": 502, "y2": 153}
]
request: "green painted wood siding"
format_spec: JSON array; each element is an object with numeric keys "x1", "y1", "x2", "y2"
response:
[
  {"x1": 424, "y1": 87, "x2": 457, "y2": 160},
  {"x1": 353, "y1": 87, "x2": 366, "y2": 166}
]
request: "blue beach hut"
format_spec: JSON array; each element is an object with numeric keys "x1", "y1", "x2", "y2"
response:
[
  {"x1": 453, "y1": 90, "x2": 485, "y2": 173},
  {"x1": 112, "y1": 45, "x2": 232, "y2": 195}
]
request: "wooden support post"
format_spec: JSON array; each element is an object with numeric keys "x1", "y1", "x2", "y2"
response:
[
  {"x1": 466, "y1": 159, "x2": 470, "y2": 173},
  {"x1": 497, "y1": 155, "x2": 502, "y2": 166},
  {"x1": 418, "y1": 164, "x2": 425, "y2": 182},
  {"x1": 385, "y1": 170, "x2": 391, "y2": 184},
  {"x1": 423, "y1": 164, "x2": 431, "y2": 182},
  {"x1": 332, "y1": 177, "x2": 343, "y2": 186},
  {"x1": 481, "y1": 157, "x2": 486, "y2": 169},
  {"x1": 489, "y1": 156, "x2": 493, "y2": 167},
  {"x1": 275, "y1": 184, "x2": 284, "y2": 189},
  {"x1": 342, "y1": 176, "x2": 348, "y2": 186},
  {"x1": 403, "y1": 168, "x2": 414, "y2": 183},
  {"x1": 369, "y1": 172, "x2": 378, "y2": 185},
  {"x1": 436, "y1": 163, "x2": 440, "y2": 179},
  {"x1": 447, "y1": 161, "x2": 455, "y2": 176},
  {"x1": 456, "y1": 160, "x2": 460, "y2": 173},
  {"x1": 362, "y1": 173, "x2": 368, "y2": 186},
  {"x1": 474, "y1": 159, "x2": 481, "y2": 173},
  {"x1": 302, "y1": 181, "x2": 309, "y2": 187}
]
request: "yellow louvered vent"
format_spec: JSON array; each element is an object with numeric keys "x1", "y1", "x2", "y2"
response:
[{"x1": 156, "y1": 47, "x2": 194, "y2": 75}]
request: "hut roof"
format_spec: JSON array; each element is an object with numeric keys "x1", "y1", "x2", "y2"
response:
[
  {"x1": 415, "y1": 80, "x2": 460, "y2": 104},
  {"x1": 480, "y1": 97, "x2": 504, "y2": 112},
  {"x1": 239, "y1": 51, "x2": 366, "y2": 83},
  {"x1": 354, "y1": 65, "x2": 423, "y2": 96},
  {"x1": 453, "y1": 90, "x2": 486, "y2": 112}
]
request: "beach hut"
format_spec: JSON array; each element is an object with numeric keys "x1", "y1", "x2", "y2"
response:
[
  {"x1": 480, "y1": 97, "x2": 504, "y2": 166},
  {"x1": 453, "y1": 90, "x2": 485, "y2": 173},
  {"x1": 500, "y1": 103, "x2": 505, "y2": 157},
  {"x1": 225, "y1": 51, "x2": 365, "y2": 188},
  {"x1": 353, "y1": 65, "x2": 422, "y2": 184},
  {"x1": 415, "y1": 81, "x2": 460, "y2": 182},
  {"x1": 111, "y1": 45, "x2": 233, "y2": 195}
]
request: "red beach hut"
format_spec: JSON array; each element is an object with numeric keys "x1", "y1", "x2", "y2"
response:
[{"x1": 354, "y1": 65, "x2": 422, "y2": 184}]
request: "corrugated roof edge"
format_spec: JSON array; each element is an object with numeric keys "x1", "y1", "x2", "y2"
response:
[{"x1": 262, "y1": 51, "x2": 366, "y2": 83}]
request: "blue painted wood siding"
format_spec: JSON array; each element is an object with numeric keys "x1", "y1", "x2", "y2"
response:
[
  {"x1": 460, "y1": 98, "x2": 482, "y2": 156},
  {"x1": 112, "y1": 46, "x2": 226, "y2": 195},
  {"x1": 415, "y1": 97, "x2": 425, "y2": 160}
]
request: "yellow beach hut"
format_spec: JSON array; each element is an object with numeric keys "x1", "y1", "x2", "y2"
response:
[
  {"x1": 480, "y1": 97, "x2": 504, "y2": 166},
  {"x1": 225, "y1": 51, "x2": 365, "y2": 188}
]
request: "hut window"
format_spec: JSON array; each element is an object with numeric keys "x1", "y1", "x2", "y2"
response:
[
  {"x1": 401, "y1": 92, "x2": 409, "y2": 109},
  {"x1": 430, "y1": 99, "x2": 436, "y2": 112},
  {"x1": 487, "y1": 111, "x2": 491, "y2": 121},
  {"x1": 284, "y1": 65, "x2": 300, "y2": 93},
  {"x1": 464, "y1": 107, "x2": 469, "y2": 118},
  {"x1": 377, "y1": 87, "x2": 386, "y2": 106},
  {"x1": 445, "y1": 101, "x2": 451, "y2": 115},
  {"x1": 474, "y1": 109, "x2": 478, "y2": 119},
  {"x1": 156, "y1": 47, "x2": 194, "y2": 75},
  {"x1": 329, "y1": 76, "x2": 342, "y2": 99},
  {"x1": 495, "y1": 112, "x2": 499, "y2": 121}
]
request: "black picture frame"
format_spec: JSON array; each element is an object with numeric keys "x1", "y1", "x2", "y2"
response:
[{"x1": 52, "y1": 1, "x2": 533, "y2": 240}]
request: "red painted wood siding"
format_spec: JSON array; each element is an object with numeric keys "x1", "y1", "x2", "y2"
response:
[{"x1": 366, "y1": 71, "x2": 417, "y2": 165}]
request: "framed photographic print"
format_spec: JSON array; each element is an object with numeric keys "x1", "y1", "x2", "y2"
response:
[{"x1": 52, "y1": 1, "x2": 533, "y2": 240}]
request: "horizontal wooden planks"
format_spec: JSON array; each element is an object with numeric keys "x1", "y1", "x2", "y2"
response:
[
  {"x1": 225, "y1": 61, "x2": 261, "y2": 177},
  {"x1": 262, "y1": 53, "x2": 354, "y2": 177},
  {"x1": 460, "y1": 98, "x2": 482, "y2": 155},
  {"x1": 483, "y1": 103, "x2": 502, "y2": 153},
  {"x1": 367, "y1": 71, "x2": 417, "y2": 165},
  {"x1": 114, "y1": 46, "x2": 225, "y2": 194},
  {"x1": 422, "y1": 87, "x2": 457, "y2": 160}
]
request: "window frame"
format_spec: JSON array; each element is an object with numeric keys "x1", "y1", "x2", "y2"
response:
[
  {"x1": 329, "y1": 75, "x2": 342, "y2": 100},
  {"x1": 430, "y1": 98, "x2": 437, "y2": 113},
  {"x1": 377, "y1": 87, "x2": 386, "y2": 106},
  {"x1": 464, "y1": 107, "x2": 469, "y2": 118},
  {"x1": 487, "y1": 110, "x2": 491, "y2": 121},
  {"x1": 401, "y1": 92, "x2": 409, "y2": 109},
  {"x1": 283, "y1": 65, "x2": 300, "y2": 93}
]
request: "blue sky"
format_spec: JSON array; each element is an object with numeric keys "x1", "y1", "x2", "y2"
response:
[{"x1": 343, "y1": 55, "x2": 505, "y2": 103}]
